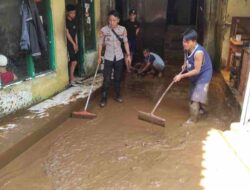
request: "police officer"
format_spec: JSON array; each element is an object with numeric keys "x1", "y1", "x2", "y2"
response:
[{"x1": 98, "y1": 10, "x2": 131, "y2": 108}]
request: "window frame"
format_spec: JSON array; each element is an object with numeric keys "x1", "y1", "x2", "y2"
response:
[
  {"x1": 82, "y1": 0, "x2": 96, "y2": 52},
  {"x1": 0, "y1": 0, "x2": 57, "y2": 90},
  {"x1": 0, "y1": 0, "x2": 56, "y2": 89},
  {"x1": 27, "y1": 0, "x2": 56, "y2": 79}
]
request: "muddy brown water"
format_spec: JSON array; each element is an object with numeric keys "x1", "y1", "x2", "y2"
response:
[{"x1": 0, "y1": 64, "x2": 240, "y2": 190}]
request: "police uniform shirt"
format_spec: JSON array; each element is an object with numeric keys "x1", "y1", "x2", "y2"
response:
[{"x1": 99, "y1": 25, "x2": 128, "y2": 62}]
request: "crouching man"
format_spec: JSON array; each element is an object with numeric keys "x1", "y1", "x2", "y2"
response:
[
  {"x1": 174, "y1": 29, "x2": 213, "y2": 125},
  {"x1": 135, "y1": 48, "x2": 165, "y2": 78}
]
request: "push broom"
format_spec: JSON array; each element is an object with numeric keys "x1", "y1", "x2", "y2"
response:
[
  {"x1": 138, "y1": 69, "x2": 185, "y2": 127},
  {"x1": 72, "y1": 62, "x2": 100, "y2": 119}
]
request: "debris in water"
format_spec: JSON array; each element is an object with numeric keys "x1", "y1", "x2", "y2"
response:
[
  {"x1": 0, "y1": 124, "x2": 18, "y2": 131},
  {"x1": 29, "y1": 75, "x2": 103, "y2": 117}
]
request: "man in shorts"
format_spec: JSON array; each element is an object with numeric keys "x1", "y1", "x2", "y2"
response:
[
  {"x1": 174, "y1": 29, "x2": 213, "y2": 125},
  {"x1": 135, "y1": 48, "x2": 165, "y2": 78},
  {"x1": 66, "y1": 4, "x2": 78, "y2": 84}
]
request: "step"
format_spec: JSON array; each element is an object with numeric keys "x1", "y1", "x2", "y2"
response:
[{"x1": 0, "y1": 75, "x2": 103, "y2": 169}]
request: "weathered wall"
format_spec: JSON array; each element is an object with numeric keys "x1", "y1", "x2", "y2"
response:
[
  {"x1": 100, "y1": 0, "x2": 115, "y2": 26},
  {"x1": 82, "y1": 0, "x2": 98, "y2": 76},
  {"x1": 203, "y1": 0, "x2": 216, "y2": 65},
  {"x1": 213, "y1": 0, "x2": 228, "y2": 70},
  {"x1": 174, "y1": 0, "x2": 193, "y2": 25},
  {"x1": 200, "y1": 0, "x2": 250, "y2": 70},
  {"x1": 0, "y1": 0, "x2": 21, "y2": 57},
  {"x1": 220, "y1": 0, "x2": 250, "y2": 67},
  {"x1": 0, "y1": 0, "x2": 69, "y2": 118},
  {"x1": 0, "y1": 0, "x2": 110, "y2": 117},
  {"x1": 202, "y1": 0, "x2": 228, "y2": 70}
]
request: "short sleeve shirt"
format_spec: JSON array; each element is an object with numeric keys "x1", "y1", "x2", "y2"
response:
[
  {"x1": 145, "y1": 52, "x2": 165, "y2": 68},
  {"x1": 99, "y1": 25, "x2": 128, "y2": 61},
  {"x1": 66, "y1": 18, "x2": 77, "y2": 43},
  {"x1": 145, "y1": 54, "x2": 156, "y2": 65}
]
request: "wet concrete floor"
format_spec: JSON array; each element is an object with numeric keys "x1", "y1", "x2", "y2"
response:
[{"x1": 0, "y1": 62, "x2": 240, "y2": 190}]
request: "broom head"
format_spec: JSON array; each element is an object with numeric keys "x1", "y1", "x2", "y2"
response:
[
  {"x1": 72, "y1": 111, "x2": 97, "y2": 119},
  {"x1": 138, "y1": 111, "x2": 166, "y2": 127}
]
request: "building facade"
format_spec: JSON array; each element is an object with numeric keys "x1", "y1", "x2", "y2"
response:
[
  {"x1": 1, "y1": 0, "x2": 249, "y2": 118},
  {"x1": 0, "y1": 0, "x2": 114, "y2": 118}
]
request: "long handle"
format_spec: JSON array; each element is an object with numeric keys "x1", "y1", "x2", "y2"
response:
[
  {"x1": 151, "y1": 69, "x2": 185, "y2": 115},
  {"x1": 84, "y1": 63, "x2": 100, "y2": 111}
]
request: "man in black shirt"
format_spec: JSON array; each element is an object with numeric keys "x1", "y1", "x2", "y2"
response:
[
  {"x1": 124, "y1": 9, "x2": 140, "y2": 72},
  {"x1": 66, "y1": 4, "x2": 78, "y2": 84}
]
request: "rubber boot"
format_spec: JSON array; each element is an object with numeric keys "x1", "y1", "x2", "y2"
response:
[
  {"x1": 199, "y1": 103, "x2": 208, "y2": 117},
  {"x1": 182, "y1": 102, "x2": 200, "y2": 127},
  {"x1": 189, "y1": 101, "x2": 200, "y2": 123}
]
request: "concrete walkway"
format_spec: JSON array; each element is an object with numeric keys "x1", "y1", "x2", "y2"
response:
[{"x1": 0, "y1": 75, "x2": 103, "y2": 169}]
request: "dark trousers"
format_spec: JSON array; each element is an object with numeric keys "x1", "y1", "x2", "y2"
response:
[{"x1": 101, "y1": 58, "x2": 124, "y2": 100}]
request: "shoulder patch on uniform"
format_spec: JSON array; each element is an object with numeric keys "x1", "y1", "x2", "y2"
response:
[{"x1": 101, "y1": 26, "x2": 109, "y2": 33}]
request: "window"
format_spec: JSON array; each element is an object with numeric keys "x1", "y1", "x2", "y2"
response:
[
  {"x1": 82, "y1": 0, "x2": 96, "y2": 51},
  {"x1": 34, "y1": 0, "x2": 52, "y2": 74},
  {"x1": 0, "y1": 0, "x2": 29, "y2": 86},
  {"x1": 0, "y1": 0, "x2": 55, "y2": 88}
]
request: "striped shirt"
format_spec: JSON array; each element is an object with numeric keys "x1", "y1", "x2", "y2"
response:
[{"x1": 99, "y1": 25, "x2": 128, "y2": 61}]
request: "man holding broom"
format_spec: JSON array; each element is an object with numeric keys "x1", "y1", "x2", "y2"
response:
[{"x1": 174, "y1": 29, "x2": 213, "y2": 126}]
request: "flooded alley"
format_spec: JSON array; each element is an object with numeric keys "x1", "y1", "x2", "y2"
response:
[
  {"x1": 1, "y1": 0, "x2": 250, "y2": 189},
  {"x1": 0, "y1": 58, "x2": 240, "y2": 189}
]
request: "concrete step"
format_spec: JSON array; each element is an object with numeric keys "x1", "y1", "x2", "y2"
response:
[{"x1": 0, "y1": 75, "x2": 103, "y2": 169}]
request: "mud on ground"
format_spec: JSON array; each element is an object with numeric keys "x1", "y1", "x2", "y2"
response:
[{"x1": 0, "y1": 64, "x2": 240, "y2": 190}]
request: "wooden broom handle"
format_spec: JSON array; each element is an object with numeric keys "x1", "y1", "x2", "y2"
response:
[{"x1": 151, "y1": 69, "x2": 185, "y2": 115}]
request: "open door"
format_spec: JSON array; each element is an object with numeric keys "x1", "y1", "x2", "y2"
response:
[{"x1": 166, "y1": 0, "x2": 198, "y2": 26}]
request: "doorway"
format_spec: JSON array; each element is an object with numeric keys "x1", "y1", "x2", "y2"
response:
[
  {"x1": 167, "y1": 0, "x2": 198, "y2": 26},
  {"x1": 166, "y1": 0, "x2": 204, "y2": 44},
  {"x1": 115, "y1": 0, "x2": 124, "y2": 22},
  {"x1": 165, "y1": 0, "x2": 204, "y2": 60},
  {"x1": 114, "y1": 0, "x2": 204, "y2": 60},
  {"x1": 115, "y1": 0, "x2": 168, "y2": 59},
  {"x1": 65, "y1": 0, "x2": 84, "y2": 77}
]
